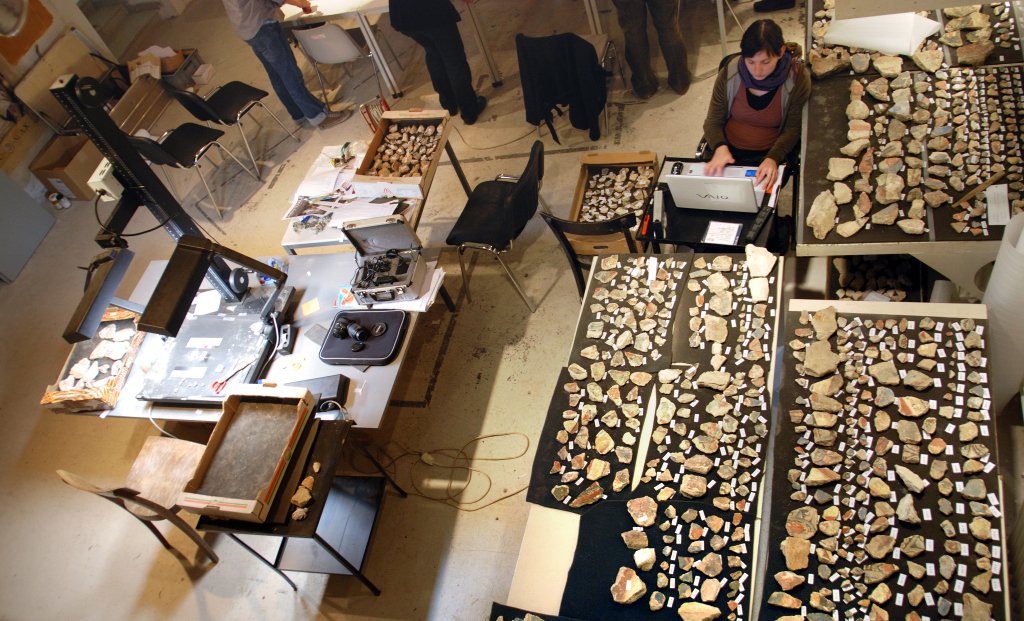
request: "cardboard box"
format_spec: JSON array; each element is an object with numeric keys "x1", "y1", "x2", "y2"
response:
[
  {"x1": 128, "y1": 53, "x2": 161, "y2": 82},
  {"x1": 566, "y1": 151, "x2": 659, "y2": 254},
  {"x1": 0, "y1": 115, "x2": 48, "y2": 174},
  {"x1": 161, "y1": 49, "x2": 202, "y2": 90},
  {"x1": 351, "y1": 109, "x2": 451, "y2": 199},
  {"x1": 160, "y1": 49, "x2": 185, "y2": 73},
  {"x1": 29, "y1": 135, "x2": 101, "y2": 200},
  {"x1": 178, "y1": 385, "x2": 315, "y2": 523}
]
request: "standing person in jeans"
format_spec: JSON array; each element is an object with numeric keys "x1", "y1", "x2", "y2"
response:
[
  {"x1": 221, "y1": 0, "x2": 347, "y2": 130},
  {"x1": 611, "y1": 0, "x2": 690, "y2": 98},
  {"x1": 388, "y1": 0, "x2": 487, "y2": 124}
]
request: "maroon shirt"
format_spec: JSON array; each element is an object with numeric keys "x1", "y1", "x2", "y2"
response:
[{"x1": 725, "y1": 87, "x2": 782, "y2": 152}]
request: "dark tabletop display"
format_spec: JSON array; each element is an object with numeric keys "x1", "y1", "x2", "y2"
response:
[
  {"x1": 635, "y1": 252, "x2": 779, "y2": 518},
  {"x1": 802, "y1": 66, "x2": 1022, "y2": 246},
  {"x1": 561, "y1": 499, "x2": 757, "y2": 621},
  {"x1": 807, "y1": 0, "x2": 1022, "y2": 80},
  {"x1": 490, "y1": 602, "x2": 584, "y2": 621},
  {"x1": 527, "y1": 254, "x2": 689, "y2": 513},
  {"x1": 761, "y1": 304, "x2": 1004, "y2": 621}
]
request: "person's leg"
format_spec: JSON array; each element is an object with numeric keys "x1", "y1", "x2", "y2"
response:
[
  {"x1": 415, "y1": 22, "x2": 482, "y2": 123},
  {"x1": 647, "y1": 0, "x2": 690, "y2": 94},
  {"x1": 247, "y1": 21, "x2": 325, "y2": 122},
  {"x1": 404, "y1": 29, "x2": 460, "y2": 115},
  {"x1": 611, "y1": 0, "x2": 657, "y2": 98}
]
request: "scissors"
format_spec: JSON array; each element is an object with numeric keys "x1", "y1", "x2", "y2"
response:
[{"x1": 211, "y1": 356, "x2": 259, "y2": 394}]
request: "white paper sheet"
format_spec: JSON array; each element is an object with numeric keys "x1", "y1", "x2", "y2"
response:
[{"x1": 823, "y1": 13, "x2": 941, "y2": 55}]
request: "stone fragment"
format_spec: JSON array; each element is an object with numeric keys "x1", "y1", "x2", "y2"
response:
[
  {"x1": 871, "y1": 204, "x2": 899, "y2": 226},
  {"x1": 958, "y1": 41, "x2": 995, "y2": 66},
  {"x1": 627, "y1": 496, "x2": 658, "y2": 526},
  {"x1": 869, "y1": 360, "x2": 900, "y2": 385},
  {"x1": 913, "y1": 48, "x2": 944, "y2": 72},
  {"x1": 611, "y1": 566, "x2": 647, "y2": 604},
  {"x1": 695, "y1": 552, "x2": 723, "y2": 577},
  {"x1": 621, "y1": 530, "x2": 649, "y2": 549},
  {"x1": 677, "y1": 602, "x2": 723, "y2": 621},
  {"x1": 811, "y1": 306, "x2": 838, "y2": 340},
  {"x1": 897, "y1": 396, "x2": 929, "y2": 417},
  {"x1": 634, "y1": 547, "x2": 656, "y2": 571},
  {"x1": 875, "y1": 173, "x2": 905, "y2": 205},
  {"x1": 806, "y1": 190, "x2": 838, "y2": 239},
  {"x1": 897, "y1": 494, "x2": 922, "y2": 524},
  {"x1": 781, "y1": 537, "x2": 810, "y2": 570},
  {"x1": 775, "y1": 570, "x2": 806, "y2": 591},
  {"x1": 569, "y1": 482, "x2": 604, "y2": 508},
  {"x1": 745, "y1": 244, "x2": 777, "y2": 277},
  {"x1": 768, "y1": 592, "x2": 802, "y2": 609},
  {"x1": 897, "y1": 219, "x2": 926, "y2": 235},
  {"x1": 804, "y1": 340, "x2": 840, "y2": 377},
  {"x1": 873, "y1": 56, "x2": 903, "y2": 77},
  {"x1": 680, "y1": 474, "x2": 708, "y2": 498},
  {"x1": 827, "y1": 158, "x2": 856, "y2": 181}
]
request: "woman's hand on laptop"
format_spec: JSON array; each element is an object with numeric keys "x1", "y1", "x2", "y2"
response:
[
  {"x1": 706, "y1": 145, "x2": 734, "y2": 176},
  {"x1": 755, "y1": 158, "x2": 778, "y2": 191}
]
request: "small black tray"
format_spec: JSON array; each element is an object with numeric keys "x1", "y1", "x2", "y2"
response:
[{"x1": 319, "y1": 310, "x2": 408, "y2": 366}]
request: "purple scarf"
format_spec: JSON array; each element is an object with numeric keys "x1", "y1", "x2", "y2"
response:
[{"x1": 737, "y1": 51, "x2": 792, "y2": 91}]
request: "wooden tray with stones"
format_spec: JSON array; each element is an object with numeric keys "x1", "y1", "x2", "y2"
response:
[
  {"x1": 801, "y1": 65, "x2": 1022, "y2": 246},
  {"x1": 760, "y1": 300, "x2": 1005, "y2": 621},
  {"x1": 527, "y1": 254, "x2": 689, "y2": 513}
]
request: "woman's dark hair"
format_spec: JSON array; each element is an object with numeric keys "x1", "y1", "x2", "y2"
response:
[{"x1": 740, "y1": 19, "x2": 785, "y2": 58}]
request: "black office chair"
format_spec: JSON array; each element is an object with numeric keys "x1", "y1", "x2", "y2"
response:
[
  {"x1": 127, "y1": 123, "x2": 258, "y2": 219},
  {"x1": 446, "y1": 140, "x2": 544, "y2": 313},
  {"x1": 163, "y1": 81, "x2": 300, "y2": 180},
  {"x1": 541, "y1": 212, "x2": 638, "y2": 298}
]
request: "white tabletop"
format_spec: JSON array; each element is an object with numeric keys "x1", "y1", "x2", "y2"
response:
[
  {"x1": 280, "y1": 0, "x2": 389, "y2": 21},
  {"x1": 96, "y1": 253, "x2": 425, "y2": 428}
]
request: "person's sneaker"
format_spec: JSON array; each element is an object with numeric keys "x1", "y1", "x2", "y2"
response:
[
  {"x1": 315, "y1": 109, "x2": 353, "y2": 130},
  {"x1": 462, "y1": 96, "x2": 487, "y2": 125}
]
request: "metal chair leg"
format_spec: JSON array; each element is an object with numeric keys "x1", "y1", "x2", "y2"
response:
[
  {"x1": 456, "y1": 245, "x2": 472, "y2": 302},
  {"x1": 253, "y1": 101, "x2": 301, "y2": 142},
  {"x1": 235, "y1": 120, "x2": 261, "y2": 181},
  {"x1": 493, "y1": 251, "x2": 536, "y2": 313},
  {"x1": 209, "y1": 141, "x2": 259, "y2": 181},
  {"x1": 312, "y1": 61, "x2": 331, "y2": 106},
  {"x1": 194, "y1": 163, "x2": 223, "y2": 220}
]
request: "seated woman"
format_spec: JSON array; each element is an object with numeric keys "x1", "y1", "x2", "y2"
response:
[{"x1": 703, "y1": 19, "x2": 811, "y2": 192}]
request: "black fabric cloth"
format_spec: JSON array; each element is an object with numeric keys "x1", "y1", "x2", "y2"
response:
[
  {"x1": 515, "y1": 33, "x2": 608, "y2": 144},
  {"x1": 745, "y1": 86, "x2": 777, "y2": 110},
  {"x1": 387, "y1": 0, "x2": 459, "y2": 33}
]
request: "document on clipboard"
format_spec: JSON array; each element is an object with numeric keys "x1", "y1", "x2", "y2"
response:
[{"x1": 702, "y1": 221, "x2": 743, "y2": 245}]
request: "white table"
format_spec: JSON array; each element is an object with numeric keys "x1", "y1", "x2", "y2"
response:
[
  {"x1": 282, "y1": 0, "x2": 503, "y2": 97},
  {"x1": 91, "y1": 253, "x2": 429, "y2": 429}
]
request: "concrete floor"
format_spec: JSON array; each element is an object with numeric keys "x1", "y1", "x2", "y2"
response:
[{"x1": 0, "y1": 1, "x2": 807, "y2": 619}]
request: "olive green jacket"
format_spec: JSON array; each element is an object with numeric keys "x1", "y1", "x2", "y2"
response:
[{"x1": 702, "y1": 55, "x2": 812, "y2": 164}]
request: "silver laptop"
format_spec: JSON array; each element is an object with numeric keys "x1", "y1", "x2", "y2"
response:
[{"x1": 662, "y1": 161, "x2": 783, "y2": 213}]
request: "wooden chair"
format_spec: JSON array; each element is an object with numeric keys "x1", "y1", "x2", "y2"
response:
[
  {"x1": 56, "y1": 436, "x2": 217, "y2": 564},
  {"x1": 541, "y1": 212, "x2": 638, "y2": 298}
]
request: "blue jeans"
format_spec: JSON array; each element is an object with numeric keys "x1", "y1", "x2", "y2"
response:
[{"x1": 247, "y1": 20, "x2": 325, "y2": 122}]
